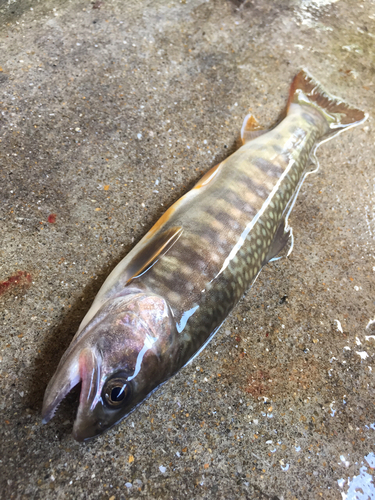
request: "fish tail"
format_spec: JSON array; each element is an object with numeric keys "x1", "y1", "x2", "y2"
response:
[{"x1": 287, "y1": 69, "x2": 367, "y2": 136}]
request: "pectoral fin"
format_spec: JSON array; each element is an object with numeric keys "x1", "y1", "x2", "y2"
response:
[
  {"x1": 126, "y1": 226, "x2": 183, "y2": 283},
  {"x1": 76, "y1": 225, "x2": 183, "y2": 335},
  {"x1": 263, "y1": 219, "x2": 293, "y2": 265}
]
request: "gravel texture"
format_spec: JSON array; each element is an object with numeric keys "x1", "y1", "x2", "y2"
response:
[{"x1": 1, "y1": 0, "x2": 374, "y2": 498}]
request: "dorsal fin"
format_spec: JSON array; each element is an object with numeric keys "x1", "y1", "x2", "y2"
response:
[
  {"x1": 262, "y1": 218, "x2": 293, "y2": 265},
  {"x1": 241, "y1": 114, "x2": 268, "y2": 144},
  {"x1": 126, "y1": 226, "x2": 183, "y2": 283}
]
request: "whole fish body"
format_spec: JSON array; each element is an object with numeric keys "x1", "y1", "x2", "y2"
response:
[{"x1": 42, "y1": 70, "x2": 366, "y2": 440}]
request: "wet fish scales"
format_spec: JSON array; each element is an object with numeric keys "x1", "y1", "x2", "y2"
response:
[
  {"x1": 146, "y1": 116, "x2": 321, "y2": 322},
  {"x1": 42, "y1": 70, "x2": 367, "y2": 440}
]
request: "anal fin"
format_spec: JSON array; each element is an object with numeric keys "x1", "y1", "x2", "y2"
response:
[
  {"x1": 241, "y1": 114, "x2": 268, "y2": 144},
  {"x1": 263, "y1": 219, "x2": 293, "y2": 265}
]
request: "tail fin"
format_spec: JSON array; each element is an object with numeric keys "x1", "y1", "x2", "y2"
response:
[{"x1": 287, "y1": 69, "x2": 367, "y2": 136}]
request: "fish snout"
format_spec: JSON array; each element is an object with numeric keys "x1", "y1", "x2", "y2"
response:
[{"x1": 41, "y1": 346, "x2": 100, "y2": 426}]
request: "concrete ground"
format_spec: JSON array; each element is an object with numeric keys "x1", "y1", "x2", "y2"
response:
[{"x1": 1, "y1": 0, "x2": 374, "y2": 498}]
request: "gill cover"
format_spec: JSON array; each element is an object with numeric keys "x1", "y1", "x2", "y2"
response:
[{"x1": 42, "y1": 292, "x2": 177, "y2": 441}]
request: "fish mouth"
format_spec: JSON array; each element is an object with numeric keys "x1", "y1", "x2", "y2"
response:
[
  {"x1": 72, "y1": 413, "x2": 104, "y2": 442},
  {"x1": 42, "y1": 347, "x2": 101, "y2": 429}
]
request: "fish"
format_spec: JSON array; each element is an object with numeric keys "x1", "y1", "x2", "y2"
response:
[{"x1": 42, "y1": 70, "x2": 367, "y2": 441}]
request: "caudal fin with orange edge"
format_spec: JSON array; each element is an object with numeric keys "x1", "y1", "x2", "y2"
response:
[{"x1": 287, "y1": 69, "x2": 367, "y2": 136}]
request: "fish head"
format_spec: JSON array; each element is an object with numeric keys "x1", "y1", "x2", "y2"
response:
[{"x1": 42, "y1": 291, "x2": 176, "y2": 441}]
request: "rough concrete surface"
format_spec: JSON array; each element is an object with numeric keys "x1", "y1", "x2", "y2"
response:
[{"x1": 0, "y1": 0, "x2": 374, "y2": 498}]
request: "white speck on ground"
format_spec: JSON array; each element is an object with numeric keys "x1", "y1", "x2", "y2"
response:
[
  {"x1": 339, "y1": 453, "x2": 375, "y2": 500},
  {"x1": 356, "y1": 351, "x2": 369, "y2": 360},
  {"x1": 334, "y1": 319, "x2": 343, "y2": 333}
]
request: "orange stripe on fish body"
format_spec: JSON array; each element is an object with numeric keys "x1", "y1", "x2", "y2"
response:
[{"x1": 145, "y1": 161, "x2": 223, "y2": 240}]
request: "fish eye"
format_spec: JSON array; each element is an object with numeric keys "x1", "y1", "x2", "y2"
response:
[{"x1": 103, "y1": 376, "x2": 130, "y2": 408}]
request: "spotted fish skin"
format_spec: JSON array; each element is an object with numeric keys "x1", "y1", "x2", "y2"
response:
[
  {"x1": 133, "y1": 105, "x2": 329, "y2": 363},
  {"x1": 42, "y1": 70, "x2": 367, "y2": 440}
]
